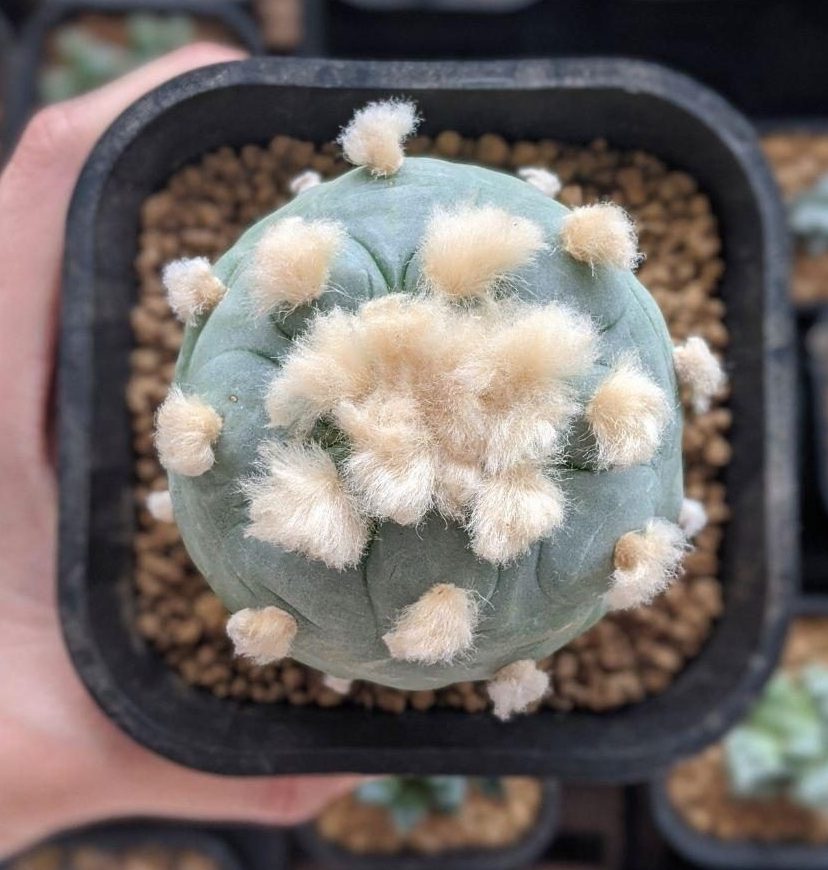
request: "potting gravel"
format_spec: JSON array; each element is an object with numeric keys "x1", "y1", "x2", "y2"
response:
[
  {"x1": 667, "y1": 617, "x2": 828, "y2": 844},
  {"x1": 130, "y1": 132, "x2": 728, "y2": 715},
  {"x1": 762, "y1": 132, "x2": 828, "y2": 304}
]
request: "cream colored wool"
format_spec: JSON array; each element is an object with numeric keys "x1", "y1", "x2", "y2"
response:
[
  {"x1": 420, "y1": 204, "x2": 546, "y2": 299},
  {"x1": 585, "y1": 359, "x2": 671, "y2": 468},
  {"x1": 487, "y1": 660, "x2": 550, "y2": 721},
  {"x1": 226, "y1": 606, "x2": 298, "y2": 665},
  {"x1": 265, "y1": 308, "x2": 372, "y2": 434},
  {"x1": 678, "y1": 497, "x2": 708, "y2": 539},
  {"x1": 383, "y1": 583, "x2": 480, "y2": 664},
  {"x1": 469, "y1": 466, "x2": 565, "y2": 564},
  {"x1": 249, "y1": 216, "x2": 345, "y2": 314},
  {"x1": 289, "y1": 169, "x2": 322, "y2": 195},
  {"x1": 336, "y1": 392, "x2": 437, "y2": 525},
  {"x1": 517, "y1": 166, "x2": 562, "y2": 198},
  {"x1": 338, "y1": 99, "x2": 419, "y2": 177},
  {"x1": 162, "y1": 257, "x2": 226, "y2": 325},
  {"x1": 322, "y1": 674, "x2": 353, "y2": 694},
  {"x1": 155, "y1": 387, "x2": 223, "y2": 477},
  {"x1": 433, "y1": 460, "x2": 484, "y2": 521},
  {"x1": 262, "y1": 296, "x2": 600, "y2": 561},
  {"x1": 673, "y1": 336, "x2": 726, "y2": 413},
  {"x1": 605, "y1": 519, "x2": 688, "y2": 610},
  {"x1": 560, "y1": 202, "x2": 641, "y2": 271},
  {"x1": 245, "y1": 442, "x2": 369, "y2": 569},
  {"x1": 146, "y1": 490, "x2": 174, "y2": 523}
]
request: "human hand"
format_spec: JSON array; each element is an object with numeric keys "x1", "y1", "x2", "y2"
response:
[{"x1": 0, "y1": 44, "x2": 361, "y2": 860}]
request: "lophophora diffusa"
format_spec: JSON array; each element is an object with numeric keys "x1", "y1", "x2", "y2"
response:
[{"x1": 153, "y1": 100, "x2": 724, "y2": 720}]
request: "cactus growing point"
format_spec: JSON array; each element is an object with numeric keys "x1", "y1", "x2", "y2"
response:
[{"x1": 153, "y1": 100, "x2": 724, "y2": 718}]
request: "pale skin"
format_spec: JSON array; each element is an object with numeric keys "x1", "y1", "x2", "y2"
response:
[{"x1": 0, "y1": 44, "x2": 361, "y2": 859}]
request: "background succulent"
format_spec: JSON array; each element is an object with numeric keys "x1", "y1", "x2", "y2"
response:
[
  {"x1": 354, "y1": 776, "x2": 504, "y2": 833},
  {"x1": 790, "y1": 174, "x2": 828, "y2": 257},
  {"x1": 39, "y1": 13, "x2": 195, "y2": 104},
  {"x1": 725, "y1": 665, "x2": 828, "y2": 810}
]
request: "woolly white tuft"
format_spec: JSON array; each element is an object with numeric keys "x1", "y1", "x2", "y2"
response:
[
  {"x1": 338, "y1": 99, "x2": 419, "y2": 177},
  {"x1": 155, "y1": 387, "x2": 222, "y2": 477},
  {"x1": 605, "y1": 519, "x2": 688, "y2": 610},
  {"x1": 249, "y1": 216, "x2": 345, "y2": 314},
  {"x1": 383, "y1": 583, "x2": 480, "y2": 664},
  {"x1": 245, "y1": 442, "x2": 369, "y2": 570},
  {"x1": 469, "y1": 467, "x2": 565, "y2": 564},
  {"x1": 265, "y1": 308, "x2": 371, "y2": 434},
  {"x1": 162, "y1": 257, "x2": 227, "y2": 325},
  {"x1": 560, "y1": 202, "x2": 641, "y2": 271},
  {"x1": 226, "y1": 606, "x2": 298, "y2": 665},
  {"x1": 420, "y1": 204, "x2": 546, "y2": 299},
  {"x1": 518, "y1": 166, "x2": 562, "y2": 198},
  {"x1": 487, "y1": 660, "x2": 550, "y2": 721},
  {"x1": 289, "y1": 169, "x2": 322, "y2": 195},
  {"x1": 678, "y1": 497, "x2": 708, "y2": 539},
  {"x1": 338, "y1": 394, "x2": 436, "y2": 526},
  {"x1": 434, "y1": 460, "x2": 483, "y2": 521},
  {"x1": 586, "y1": 359, "x2": 671, "y2": 468},
  {"x1": 322, "y1": 674, "x2": 353, "y2": 694},
  {"x1": 146, "y1": 490, "x2": 174, "y2": 523},
  {"x1": 673, "y1": 336, "x2": 726, "y2": 414}
]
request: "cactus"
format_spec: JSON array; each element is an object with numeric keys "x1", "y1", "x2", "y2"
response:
[
  {"x1": 354, "y1": 777, "x2": 502, "y2": 832},
  {"x1": 724, "y1": 665, "x2": 828, "y2": 810},
  {"x1": 790, "y1": 174, "x2": 828, "y2": 257},
  {"x1": 155, "y1": 100, "x2": 724, "y2": 718},
  {"x1": 39, "y1": 13, "x2": 195, "y2": 104}
]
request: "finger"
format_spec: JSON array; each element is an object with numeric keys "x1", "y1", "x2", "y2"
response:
[
  {"x1": 112, "y1": 763, "x2": 366, "y2": 828},
  {"x1": 0, "y1": 43, "x2": 246, "y2": 463}
]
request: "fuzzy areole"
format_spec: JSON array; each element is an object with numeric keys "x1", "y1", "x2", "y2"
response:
[{"x1": 156, "y1": 101, "x2": 702, "y2": 705}]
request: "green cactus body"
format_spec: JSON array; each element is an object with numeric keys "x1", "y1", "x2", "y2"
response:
[
  {"x1": 725, "y1": 666, "x2": 828, "y2": 810},
  {"x1": 162, "y1": 150, "x2": 683, "y2": 694}
]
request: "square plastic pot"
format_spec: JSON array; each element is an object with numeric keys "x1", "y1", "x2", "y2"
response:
[
  {"x1": 1, "y1": 0, "x2": 263, "y2": 153},
  {"x1": 59, "y1": 57, "x2": 795, "y2": 780},
  {"x1": 294, "y1": 781, "x2": 559, "y2": 870},
  {"x1": 650, "y1": 595, "x2": 828, "y2": 869}
]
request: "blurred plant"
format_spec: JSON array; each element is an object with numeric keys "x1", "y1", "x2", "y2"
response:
[
  {"x1": 39, "y1": 13, "x2": 195, "y2": 103},
  {"x1": 790, "y1": 174, "x2": 828, "y2": 256},
  {"x1": 725, "y1": 665, "x2": 828, "y2": 810},
  {"x1": 354, "y1": 777, "x2": 505, "y2": 832}
]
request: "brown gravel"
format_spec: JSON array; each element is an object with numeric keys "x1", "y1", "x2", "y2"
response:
[
  {"x1": 762, "y1": 132, "x2": 828, "y2": 304},
  {"x1": 130, "y1": 131, "x2": 729, "y2": 715},
  {"x1": 11, "y1": 843, "x2": 220, "y2": 870},
  {"x1": 253, "y1": 0, "x2": 303, "y2": 51},
  {"x1": 667, "y1": 617, "x2": 828, "y2": 844},
  {"x1": 316, "y1": 778, "x2": 542, "y2": 856}
]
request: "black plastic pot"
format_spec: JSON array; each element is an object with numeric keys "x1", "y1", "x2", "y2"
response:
[
  {"x1": 806, "y1": 314, "x2": 828, "y2": 518},
  {"x1": 0, "y1": 822, "x2": 246, "y2": 870},
  {"x1": 59, "y1": 57, "x2": 795, "y2": 779},
  {"x1": 650, "y1": 595, "x2": 828, "y2": 869},
  {"x1": 2, "y1": 0, "x2": 263, "y2": 153},
  {"x1": 295, "y1": 781, "x2": 559, "y2": 870},
  {"x1": 0, "y1": 8, "x2": 14, "y2": 156}
]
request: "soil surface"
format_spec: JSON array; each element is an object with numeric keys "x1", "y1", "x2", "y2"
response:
[
  {"x1": 668, "y1": 617, "x2": 828, "y2": 844},
  {"x1": 316, "y1": 778, "x2": 543, "y2": 856},
  {"x1": 130, "y1": 131, "x2": 729, "y2": 715}
]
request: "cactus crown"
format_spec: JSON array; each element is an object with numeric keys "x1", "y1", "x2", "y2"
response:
[
  {"x1": 152, "y1": 99, "x2": 725, "y2": 711},
  {"x1": 790, "y1": 174, "x2": 828, "y2": 256},
  {"x1": 724, "y1": 665, "x2": 828, "y2": 810},
  {"x1": 355, "y1": 777, "x2": 504, "y2": 832}
]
